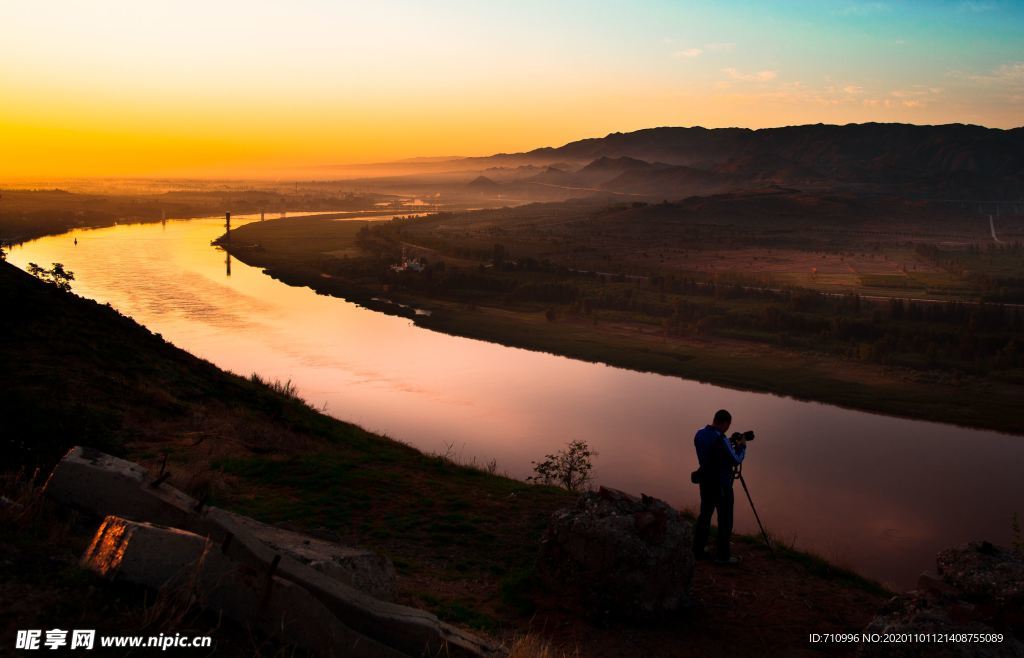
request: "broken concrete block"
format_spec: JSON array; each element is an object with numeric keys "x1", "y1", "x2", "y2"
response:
[
  {"x1": 43, "y1": 446, "x2": 197, "y2": 528},
  {"x1": 82, "y1": 516, "x2": 406, "y2": 658},
  {"x1": 198, "y1": 507, "x2": 503, "y2": 658},
  {"x1": 200, "y1": 508, "x2": 397, "y2": 600},
  {"x1": 52, "y1": 448, "x2": 504, "y2": 657},
  {"x1": 81, "y1": 515, "x2": 215, "y2": 589},
  {"x1": 45, "y1": 447, "x2": 396, "y2": 598}
]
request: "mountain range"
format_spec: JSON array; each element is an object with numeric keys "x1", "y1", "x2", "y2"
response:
[{"x1": 455, "y1": 123, "x2": 1024, "y2": 201}]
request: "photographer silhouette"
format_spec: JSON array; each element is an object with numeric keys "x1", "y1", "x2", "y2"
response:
[{"x1": 692, "y1": 409, "x2": 745, "y2": 564}]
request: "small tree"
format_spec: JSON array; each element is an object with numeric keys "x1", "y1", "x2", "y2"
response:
[
  {"x1": 528, "y1": 440, "x2": 597, "y2": 492},
  {"x1": 27, "y1": 262, "x2": 75, "y2": 292}
]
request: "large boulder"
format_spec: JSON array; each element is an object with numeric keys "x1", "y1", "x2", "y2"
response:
[
  {"x1": 938, "y1": 542, "x2": 1024, "y2": 610},
  {"x1": 860, "y1": 542, "x2": 1024, "y2": 658},
  {"x1": 539, "y1": 487, "x2": 694, "y2": 618}
]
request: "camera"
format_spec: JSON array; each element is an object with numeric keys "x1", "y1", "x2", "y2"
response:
[{"x1": 730, "y1": 430, "x2": 755, "y2": 445}]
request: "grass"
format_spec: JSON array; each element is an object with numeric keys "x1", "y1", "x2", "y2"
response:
[{"x1": 735, "y1": 532, "x2": 891, "y2": 598}]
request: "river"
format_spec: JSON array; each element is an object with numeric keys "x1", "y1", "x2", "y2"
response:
[{"x1": 9, "y1": 212, "x2": 1023, "y2": 589}]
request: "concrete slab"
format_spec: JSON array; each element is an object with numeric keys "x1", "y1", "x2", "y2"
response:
[
  {"x1": 210, "y1": 510, "x2": 397, "y2": 601},
  {"x1": 43, "y1": 446, "x2": 197, "y2": 528},
  {"x1": 82, "y1": 516, "x2": 406, "y2": 658},
  {"x1": 52, "y1": 448, "x2": 504, "y2": 657},
  {"x1": 199, "y1": 506, "x2": 502, "y2": 658}
]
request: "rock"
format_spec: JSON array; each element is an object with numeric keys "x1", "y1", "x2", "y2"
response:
[
  {"x1": 539, "y1": 486, "x2": 694, "y2": 618},
  {"x1": 938, "y1": 542, "x2": 1024, "y2": 608},
  {"x1": 860, "y1": 542, "x2": 1024, "y2": 657},
  {"x1": 81, "y1": 516, "x2": 405, "y2": 658},
  {"x1": 860, "y1": 592, "x2": 1024, "y2": 658}
]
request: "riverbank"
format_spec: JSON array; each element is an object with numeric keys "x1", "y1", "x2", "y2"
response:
[
  {"x1": 0, "y1": 259, "x2": 890, "y2": 655},
  {"x1": 220, "y1": 216, "x2": 1024, "y2": 437},
  {"x1": 0, "y1": 187, "x2": 398, "y2": 244}
]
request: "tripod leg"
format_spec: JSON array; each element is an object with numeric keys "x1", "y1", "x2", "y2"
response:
[{"x1": 739, "y1": 473, "x2": 774, "y2": 557}]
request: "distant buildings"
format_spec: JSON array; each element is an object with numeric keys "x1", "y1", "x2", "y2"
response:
[{"x1": 390, "y1": 256, "x2": 426, "y2": 273}]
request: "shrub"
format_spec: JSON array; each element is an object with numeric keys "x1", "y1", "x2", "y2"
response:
[{"x1": 527, "y1": 440, "x2": 597, "y2": 492}]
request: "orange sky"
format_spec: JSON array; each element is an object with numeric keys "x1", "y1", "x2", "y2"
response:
[{"x1": 1, "y1": 1, "x2": 1021, "y2": 179}]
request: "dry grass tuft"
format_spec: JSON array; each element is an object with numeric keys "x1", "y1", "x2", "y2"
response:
[{"x1": 509, "y1": 633, "x2": 579, "y2": 658}]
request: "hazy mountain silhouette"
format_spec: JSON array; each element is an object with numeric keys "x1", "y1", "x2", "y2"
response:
[
  {"x1": 459, "y1": 123, "x2": 1024, "y2": 200},
  {"x1": 466, "y1": 175, "x2": 501, "y2": 190}
]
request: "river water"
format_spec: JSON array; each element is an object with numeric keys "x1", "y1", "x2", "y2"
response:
[{"x1": 9, "y1": 213, "x2": 1022, "y2": 588}]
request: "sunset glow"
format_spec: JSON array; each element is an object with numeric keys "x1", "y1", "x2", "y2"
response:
[{"x1": 2, "y1": 0, "x2": 1022, "y2": 178}]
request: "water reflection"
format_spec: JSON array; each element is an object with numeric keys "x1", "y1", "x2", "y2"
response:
[{"x1": 8, "y1": 213, "x2": 1022, "y2": 588}]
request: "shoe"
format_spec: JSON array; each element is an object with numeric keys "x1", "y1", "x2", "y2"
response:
[{"x1": 713, "y1": 555, "x2": 742, "y2": 565}]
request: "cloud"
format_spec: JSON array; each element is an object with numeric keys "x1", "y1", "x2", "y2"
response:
[
  {"x1": 842, "y1": 84, "x2": 864, "y2": 95},
  {"x1": 857, "y1": 86, "x2": 943, "y2": 110},
  {"x1": 704, "y1": 42, "x2": 736, "y2": 53},
  {"x1": 970, "y1": 62, "x2": 1024, "y2": 84},
  {"x1": 669, "y1": 41, "x2": 735, "y2": 60},
  {"x1": 672, "y1": 47, "x2": 703, "y2": 59},
  {"x1": 724, "y1": 68, "x2": 778, "y2": 82},
  {"x1": 953, "y1": 62, "x2": 1024, "y2": 102}
]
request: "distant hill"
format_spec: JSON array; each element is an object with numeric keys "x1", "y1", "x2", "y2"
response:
[
  {"x1": 526, "y1": 166, "x2": 581, "y2": 187},
  {"x1": 459, "y1": 123, "x2": 1024, "y2": 200},
  {"x1": 465, "y1": 175, "x2": 500, "y2": 190}
]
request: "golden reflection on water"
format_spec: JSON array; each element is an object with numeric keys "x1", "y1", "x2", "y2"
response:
[{"x1": 11, "y1": 214, "x2": 1024, "y2": 589}]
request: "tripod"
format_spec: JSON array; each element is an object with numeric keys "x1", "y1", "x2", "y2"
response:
[{"x1": 734, "y1": 463, "x2": 774, "y2": 557}]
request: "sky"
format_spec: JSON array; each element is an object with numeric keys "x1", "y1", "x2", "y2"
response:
[{"x1": 1, "y1": 0, "x2": 1022, "y2": 178}]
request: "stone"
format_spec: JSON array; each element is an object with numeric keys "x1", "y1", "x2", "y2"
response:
[
  {"x1": 860, "y1": 591, "x2": 1024, "y2": 657},
  {"x1": 938, "y1": 542, "x2": 1024, "y2": 607},
  {"x1": 540, "y1": 486, "x2": 694, "y2": 618},
  {"x1": 82, "y1": 516, "x2": 405, "y2": 658},
  {"x1": 916, "y1": 571, "x2": 962, "y2": 599},
  {"x1": 859, "y1": 542, "x2": 1024, "y2": 657}
]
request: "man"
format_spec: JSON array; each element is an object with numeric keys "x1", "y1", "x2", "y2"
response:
[{"x1": 692, "y1": 409, "x2": 746, "y2": 564}]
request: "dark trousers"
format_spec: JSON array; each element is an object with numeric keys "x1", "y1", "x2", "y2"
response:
[{"x1": 693, "y1": 479, "x2": 734, "y2": 559}]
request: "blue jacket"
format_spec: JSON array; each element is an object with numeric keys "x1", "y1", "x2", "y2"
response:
[{"x1": 694, "y1": 425, "x2": 745, "y2": 487}]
